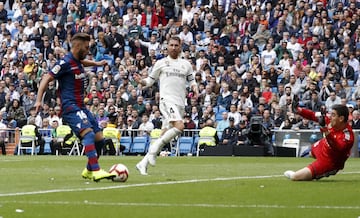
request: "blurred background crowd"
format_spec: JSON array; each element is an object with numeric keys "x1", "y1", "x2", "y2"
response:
[{"x1": 0, "y1": 0, "x2": 359, "y2": 139}]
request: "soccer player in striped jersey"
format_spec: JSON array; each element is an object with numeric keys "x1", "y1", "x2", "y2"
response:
[{"x1": 35, "y1": 33, "x2": 115, "y2": 182}]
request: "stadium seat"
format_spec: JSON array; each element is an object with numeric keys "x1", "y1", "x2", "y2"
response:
[
  {"x1": 68, "y1": 140, "x2": 83, "y2": 156},
  {"x1": 215, "y1": 113, "x2": 223, "y2": 122},
  {"x1": 17, "y1": 135, "x2": 37, "y2": 155},
  {"x1": 282, "y1": 139, "x2": 300, "y2": 157},
  {"x1": 177, "y1": 136, "x2": 194, "y2": 155},
  {"x1": 39, "y1": 129, "x2": 52, "y2": 154},
  {"x1": 130, "y1": 136, "x2": 148, "y2": 154},
  {"x1": 120, "y1": 136, "x2": 132, "y2": 154}
]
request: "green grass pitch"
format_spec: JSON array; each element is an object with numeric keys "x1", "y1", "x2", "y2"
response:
[{"x1": 0, "y1": 156, "x2": 360, "y2": 218}]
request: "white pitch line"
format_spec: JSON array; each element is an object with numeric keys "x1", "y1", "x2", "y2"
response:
[
  {"x1": 1, "y1": 200, "x2": 360, "y2": 210},
  {"x1": 1, "y1": 171, "x2": 360, "y2": 198},
  {"x1": 0, "y1": 174, "x2": 283, "y2": 197}
]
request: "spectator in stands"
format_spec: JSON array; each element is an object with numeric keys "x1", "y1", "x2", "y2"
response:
[
  {"x1": 220, "y1": 116, "x2": 238, "y2": 146},
  {"x1": 21, "y1": 117, "x2": 44, "y2": 155},
  {"x1": 138, "y1": 114, "x2": 154, "y2": 136},
  {"x1": 6, "y1": 98, "x2": 26, "y2": 128},
  {"x1": 199, "y1": 84, "x2": 217, "y2": 110},
  {"x1": 325, "y1": 91, "x2": 342, "y2": 111},
  {"x1": 184, "y1": 113, "x2": 196, "y2": 129},
  {"x1": 261, "y1": 43, "x2": 276, "y2": 71},
  {"x1": 279, "y1": 86, "x2": 293, "y2": 108},
  {"x1": 237, "y1": 92, "x2": 253, "y2": 114},
  {"x1": 351, "y1": 110, "x2": 360, "y2": 129},
  {"x1": 50, "y1": 122, "x2": 76, "y2": 155},
  {"x1": 27, "y1": 106, "x2": 42, "y2": 128},
  {"x1": 279, "y1": 118, "x2": 293, "y2": 130},
  {"x1": 272, "y1": 105, "x2": 285, "y2": 128},
  {"x1": 340, "y1": 57, "x2": 355, "y2": 81},
  {"x1": 198, "y1": 118, "x2": 219, "y2": 148},
  {"x1": 292, "y1": 118, "x2": 314, "y2": 130}
]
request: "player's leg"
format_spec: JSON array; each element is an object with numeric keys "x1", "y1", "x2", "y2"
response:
[
  {"x1": 87, "y1": 109, "x2": 106, "y2": 159},
  {"x1": 147, "y1": 120, "x2": 184, "y2": 165},
  {"x1": 63, "y1": 109, "x2": 114, "y2": 181},
  {"x1": 284, "y1": 167, "x2": 313, "y2": 181},
  {"x1": 94, "y1": 132, "x2": 105, "y2": 158},
  {"x1": 136, "y1": 103, "x2": 184, "y2": 175},
  {"x1": 80, "y1": 128, "x2": 115, "y2": 181}
]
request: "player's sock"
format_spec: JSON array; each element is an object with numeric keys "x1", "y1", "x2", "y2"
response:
[
  {"x1": 95, "y1": 139, "x2": 105, "y2": 159},
  {"x1": 149, "y1": 127, "x2": 182, "y2": 154},
  {"x1": 82, "y1": 131, "x2": 100, "y2": 171}
]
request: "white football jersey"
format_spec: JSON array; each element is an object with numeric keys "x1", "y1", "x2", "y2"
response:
[{"x1": 146, "y1": 56, "x2": 196, "y2": 106}]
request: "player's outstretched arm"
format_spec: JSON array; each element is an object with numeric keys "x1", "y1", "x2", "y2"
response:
[
  {"x1": 81, "y1": 59, "x2": 107, "y2": 67},
  {"x1": 35, "y1": 74, "x2": 54, "y2": 113},
  {"x1": 133, "y1": 73, "x2": 147, "y2": 87}
]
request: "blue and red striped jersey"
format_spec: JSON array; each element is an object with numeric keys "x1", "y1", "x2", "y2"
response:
[{"x1": 49, "y1": 53, "x2": 86, "y2": 111}]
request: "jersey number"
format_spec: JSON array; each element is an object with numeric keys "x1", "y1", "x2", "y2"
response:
[{"x1": 76, "y1": 111, "x2": 88, "y2": 120}]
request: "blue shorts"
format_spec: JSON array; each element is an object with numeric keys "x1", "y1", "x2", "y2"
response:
[{"x1": 62, "y1": 106, "x2": 101, "y2": 138}]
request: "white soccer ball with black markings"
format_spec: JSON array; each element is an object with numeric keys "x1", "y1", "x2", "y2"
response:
[{"x1": 109, "y1": 164, "x2": 129, "y2": 182}]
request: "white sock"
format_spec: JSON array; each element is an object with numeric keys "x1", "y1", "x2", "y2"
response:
[
  {"x1": 149, "y1": 127, "x2": 182, "y2": 154},
  {"x1": 138, "y1": 153, "x2": 149, "y2": 166}
]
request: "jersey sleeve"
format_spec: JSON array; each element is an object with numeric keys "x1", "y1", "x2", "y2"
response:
[
  {"x1": 145, "y1": 59, "x2": 162, "y2": 87},
  {"x1": 326, "y1": 127, "x2": 354, "y2": 152},
  {"x1": 49, "y1": 59, "x2": 71, "y2": 79},
  {"x1": 186, "y1": 62, "x2": 196, "y2": 87}
]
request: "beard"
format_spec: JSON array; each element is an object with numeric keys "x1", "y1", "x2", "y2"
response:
[{"x1": 78, "y1": 50, "x2": 87, "y2": 60}]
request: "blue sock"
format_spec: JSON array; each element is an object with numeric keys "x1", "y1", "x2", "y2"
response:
[{"x1": 82, "y1": 131, "x2": 99, "y2": 171}]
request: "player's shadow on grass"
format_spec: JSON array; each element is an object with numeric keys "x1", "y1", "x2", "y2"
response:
[{"x1": 315, "y1": 179, "x2": 360, "y2": 183}]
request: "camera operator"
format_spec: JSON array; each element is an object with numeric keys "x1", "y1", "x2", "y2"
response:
[{"x1": 244, "y1": 116, "x2": 274, "y2": 156}]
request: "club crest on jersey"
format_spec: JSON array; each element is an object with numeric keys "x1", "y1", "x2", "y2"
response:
[
  {"x1": 52, "y1": 65, "x2": 61, "y2": 74},
  {"x1": 165, "y1": 60, "x2": 170, "y2": 66}
]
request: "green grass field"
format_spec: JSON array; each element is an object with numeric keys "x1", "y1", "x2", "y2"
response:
[{"x1": 0, "y1": 156, "x2": 360, "y2": 218}]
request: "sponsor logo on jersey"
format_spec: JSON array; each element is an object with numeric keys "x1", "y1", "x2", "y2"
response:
[
  {"x1": 75, "y1": 73, "x2": 86, "y2": 79},
  {"x1": 165, "y1": 69, "x2": 185, "y2": 78}
]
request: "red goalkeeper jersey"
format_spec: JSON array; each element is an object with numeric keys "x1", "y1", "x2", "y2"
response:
[{"x1": 299, "y1": 108, "x2": 354, "y2": 170}]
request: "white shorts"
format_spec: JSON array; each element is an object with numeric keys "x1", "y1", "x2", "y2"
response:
[{"x1": 159, "y1": 101, "x2": 185, "y2": 129}]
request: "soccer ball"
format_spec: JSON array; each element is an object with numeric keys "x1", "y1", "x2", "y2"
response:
[{"x1": 109, "y1": 164, "x2": 129, "y2": 182}]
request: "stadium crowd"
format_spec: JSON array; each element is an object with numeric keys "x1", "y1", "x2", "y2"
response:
[{"x1": 0, "y1": 0, "x2": 359, "y2": 152}]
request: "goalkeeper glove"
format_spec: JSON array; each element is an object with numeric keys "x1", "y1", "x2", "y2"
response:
[{"x1": 291, "y1": 95, "x2": 299, "y2": 113}]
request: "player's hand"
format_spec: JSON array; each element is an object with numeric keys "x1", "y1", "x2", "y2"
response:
[
  {"x1": 133, "y1": 73, "x2": 142, "y2": 84},
  {"x1": 34, "y1": 101, "x2": 42, "y2": 114},
  {"x1": 97, "y1": 60, "x2": 108, "y2": 66},
  {"x1": 291, "y1": 95, "x2": 299, "y2": 114},
  {"x1": 318, "y1": 106, "x2": 327, "y2": 128}
]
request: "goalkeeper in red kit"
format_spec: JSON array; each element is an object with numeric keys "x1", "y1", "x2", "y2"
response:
[{"x1": 284, "y1": 97, "x2": 354, "y2": 181}]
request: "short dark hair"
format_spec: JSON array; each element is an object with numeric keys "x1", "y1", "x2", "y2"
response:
[
  {"x1": 169, "y1": 36, "x2": 181, "y2": 44},
  {"x1": 332, "y1": 104, "x2": 349, "y2": 123},
  {"x1": 71, "y1": 33, "x2": 91, "y2": 42}
]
